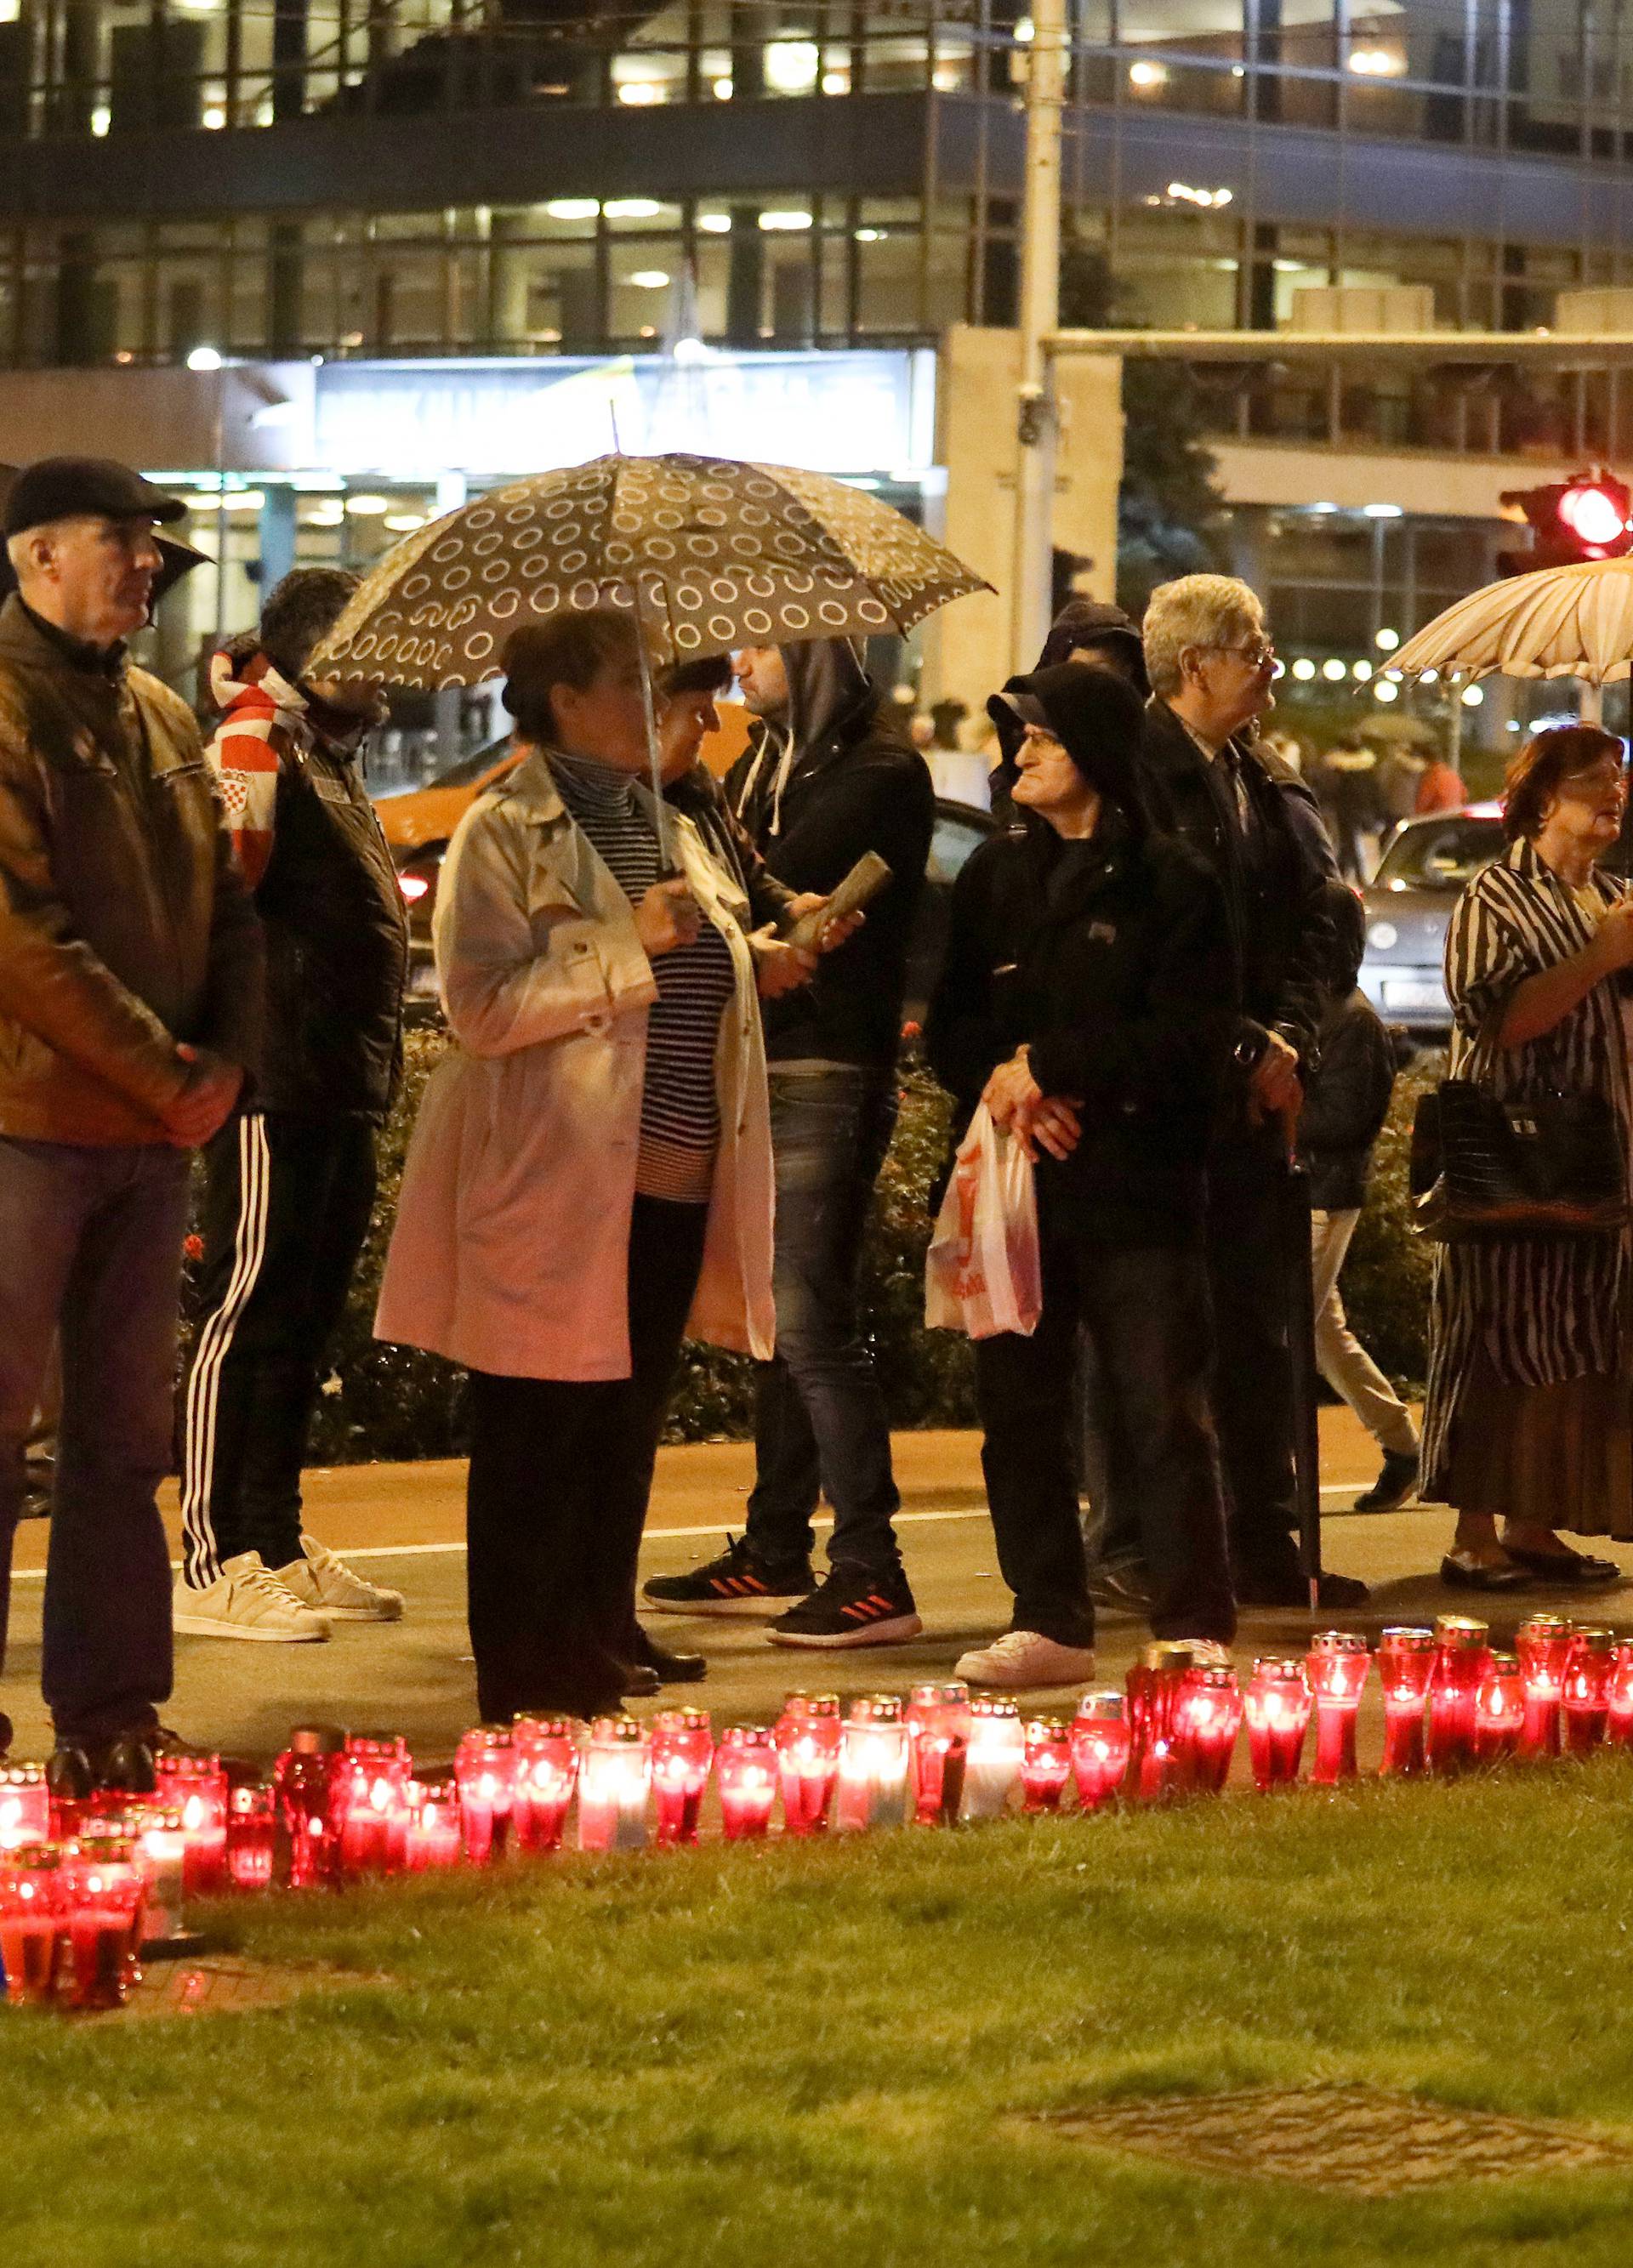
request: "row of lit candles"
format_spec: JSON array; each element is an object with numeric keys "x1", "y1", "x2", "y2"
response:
[{"x1": 0, "y1": 1613, "x2": 1624, "y2": 2010}]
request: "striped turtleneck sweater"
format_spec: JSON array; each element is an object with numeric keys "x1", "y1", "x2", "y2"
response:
[{"x1": 549, "y1": 751, "x2": 737, "y2": 1203}]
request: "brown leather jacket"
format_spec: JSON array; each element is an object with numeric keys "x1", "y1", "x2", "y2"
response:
[{"x1": 0, "y1": 594, "x2": 263, "y2": 1145}]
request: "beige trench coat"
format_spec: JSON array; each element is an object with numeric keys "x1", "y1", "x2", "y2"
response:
[{"x1": 374, "y1": 750, "x2": 776, "y2": 1381}]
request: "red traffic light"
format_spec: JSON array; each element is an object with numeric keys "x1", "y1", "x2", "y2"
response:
[
  {"x1": 1497, "y1": 469, "x2": 1633, "y2": 574},
  {"x1": 1558, "y1": 479, "x2": 1630, "y2": 553}
]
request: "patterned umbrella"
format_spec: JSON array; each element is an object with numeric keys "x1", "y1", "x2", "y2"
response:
[
  {"x1": 1394, "y1": 554, "x2": 1633, "y2": 686},
  {"x1": 308, "y1": 452, "x2": 991, "y2": 691}
]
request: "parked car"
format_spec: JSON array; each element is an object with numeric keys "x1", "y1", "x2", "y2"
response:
[{"x1": 378, "y1": 735, "x2": 995, "y2": 1020}]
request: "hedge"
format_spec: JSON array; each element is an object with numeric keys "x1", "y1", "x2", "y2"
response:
[{"x1": 271, "y1": 1027, "x2": 1435, "y2": 1465}]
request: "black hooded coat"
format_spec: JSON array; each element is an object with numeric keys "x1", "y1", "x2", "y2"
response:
[
  {"x1": 725, "y1": 639, "x2": 935, "y2": 1067},
  {"x1": 925, "y1": 666, "x2": 1239, "y2": 1247}
]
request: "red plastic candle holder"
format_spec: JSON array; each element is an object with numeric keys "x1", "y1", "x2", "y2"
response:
[
  {"x1": 649, "y1": 1708, "x2": 714, "y2": 1848},
  {"x1": 717, "y1": 1725, "x2": 779, "y2": 1841},
  {"x1": 273, "y1": 1725, "x2": 346, "y2": 1890},
  {"x1": 1128, "y1": 1643, "x2": 1198, "y2": 1802},
  {"x1": 959, "y1": 1696, "x2": 1025, "y2": 1822},
  {"x1": 1243, "y1": 1658, "x2": 1311, "y2": 1791},
  {"x1": 774, "y1": 1695, "x2": 842, "y2": 1836},
  {"x1": 1306, "y1": 1632, "x2": 1371, "y2": 1786},
  {"x1": 578, "y1": 1717, "x2": 651, "y2": 1851},
  {"x1": 60, "y1": 1839, "x2": 145, "y2": 2011},
  {"x1": 1021, "y1": 1719, "x2": 1073, "y2": 1814},
  {"x1": 1607, "y1": 1643, "x2": 1633, "y2": 1747},
  {"x1": 1516, "y1": 1616, "x2": 1573, "y2": 1759},
  {"x1": 334, "y1": 1736, "x2": 413, "y2": 1878},
  {"x1": 0, "y1": 1846, "x2": 63, "y2": 2005},
  {"x1": 511, "y1": 1719, "x2": 579, "y2": 1856},
  {"x1": 1426, "y1": 1617, "x2": 1490, "y2": 1776},
  {"x1": 906, "y1": 1682, "x2": 973, "y2": 1826},
  {"x1": 155, "y1": 1753, "x2": 229, "y2": 1896},
  {"x1": 1069, "y1": 1691, "x2": 1131, "y2": 1811},
  {"x1": 1376, "y1": 1629, "x2": 1435, "y2": 1777},
  {"x1": 837, "y1": 1697, "x2": 913, "y2": 1832},
  {"x1": 1472, "y1": 1652, "x2": 1525, "y2": 1766},
  {"x1": 404, "y1": 1776, "x2": 464, "y2": 1870},
  {"x1": 1562, "y1": 1627, "x2": 1615, "y2": 1758},
  {"x1": 455, "y1": 1726, "x2": 517, "y2": 1867},
  {"x1": 226, "y1": 1785, "x2": 276, "y2": 1890},
  {"x1": 0, "y1": 1765, "x2": 49, "y2": 1852},
  {"x1": 1177, "y1": 1663, "x2": 1243, "y2": 1796}
]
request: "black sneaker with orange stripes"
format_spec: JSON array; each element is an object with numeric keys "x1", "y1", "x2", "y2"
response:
[
  {"x1": 643, "y1": 1533, "x2": 812, "y2": 1617},
  {"x1": 767, "y1": 1562, "x2": 923, "y2": 1650}
]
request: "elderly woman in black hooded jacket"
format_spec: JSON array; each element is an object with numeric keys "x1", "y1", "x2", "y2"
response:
[{"x1": 925, "y1": 665, "x2": 1240, "y2": 1689}]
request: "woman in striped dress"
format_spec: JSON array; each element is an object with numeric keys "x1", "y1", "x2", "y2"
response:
[{"x1": 1425, "y1": 725, "x2": 1633, "y2": 1590}]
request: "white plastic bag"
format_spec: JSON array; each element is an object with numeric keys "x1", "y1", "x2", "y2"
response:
[{"x1": 925, "y1": 1102, "x2": 1042, "y2": 1339}]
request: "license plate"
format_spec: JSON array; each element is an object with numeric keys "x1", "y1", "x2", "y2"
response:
[{"x1": 1381, "y1": 976, "x2": 1447, "y2": 1012}]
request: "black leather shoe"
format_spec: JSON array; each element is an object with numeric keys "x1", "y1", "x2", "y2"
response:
[
  {"x1": 617, "y1": 1663, "x2": 662, "y2": 1700},
  {"x1": 100, "y1": 1735, "x2": 159, "y2": 1793},
  {"x1": 1440, "y1": 1550, "x2": 1532, "y2": 1593},
  {"x1": 634, "y1": 1629, "x2": 708, "y2": 1685},
  {"x1": 47, "y1": 1744, "x2": 94, "y2": 1802},
  {"x1": 1236, "y1": 1563, "x2": 1371, "y2": 1610},
  {"x1": 0, "y1": 1710, "x2": 11, "y2": 1759}
]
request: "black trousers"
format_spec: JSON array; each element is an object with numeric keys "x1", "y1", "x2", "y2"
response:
[
  {"x1": 465, "y1": 1196, "x2": 709, "y2": 1722},
  {"x1": 974, "y1": 1234, "x2": 1236, "y2": 1647},
  {"x1": 180, "y1": 1113, "x2": 378, "y2": 1587},
  {"x1": 1204, "y1": 1134, "x2": 1301, "y2": 1583}
]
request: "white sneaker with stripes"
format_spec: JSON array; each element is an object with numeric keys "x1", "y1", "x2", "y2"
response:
[
  {"x1": 274, "y1": 1536, "x2": 405, "y2": 1623},
  {"x1": 174, "y1": 1553, "x2": 332, "y2": 1642}
]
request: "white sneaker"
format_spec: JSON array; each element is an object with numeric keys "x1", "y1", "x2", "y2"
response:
[
  {"x1": 174, "y1": 1553, "x2": 332, "y2": 1642},
  {"x1": 274, "y1": 1536, "x2": 405, "y2": 1623},
  {"x1": 954, "y1": 1630, "x2": 1097, "y2": 1691}
]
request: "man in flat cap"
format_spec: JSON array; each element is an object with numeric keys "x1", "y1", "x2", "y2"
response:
[{"x1": 0, "y1": 456, "x2": 262, "y2": 1787}]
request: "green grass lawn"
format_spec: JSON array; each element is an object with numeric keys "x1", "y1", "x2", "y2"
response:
[{"x1": 9, "y1": 1766, "x2": 1633, "y2": 2266}]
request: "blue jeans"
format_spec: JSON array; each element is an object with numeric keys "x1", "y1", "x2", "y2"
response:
[
  {"x1": 0, "y1": 1138, "x2": 190, "y2": 1744},
  {"x1": 745, "y1": 1063, "x2": 903, "y2": 1577}
]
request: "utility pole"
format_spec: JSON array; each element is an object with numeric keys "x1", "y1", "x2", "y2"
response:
[{"x1": 1010, "y1": 0, "x2": 1067, "y2": 673}]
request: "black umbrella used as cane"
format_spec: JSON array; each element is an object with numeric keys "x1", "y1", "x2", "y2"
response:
[{"x1": 1283, "y1": 1135, "x2": 1324, "y2": 1610}]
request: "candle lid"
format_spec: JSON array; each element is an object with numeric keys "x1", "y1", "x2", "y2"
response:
[
  {"x1": 1252, "y1": 1656, "x2": 1307, "y2": 1680},
  {"x1": 1309, "y1": 1629, "x2": 1369, "y2": 1653},
  {"x1": 287, "y1": 1724, "x2": 347, "y2": 1756},
  {"x1": 1380, "y1": 1626, "x2": 1435, "y2": 1649},
  {"x1": 1516, "y1": 1614, "x2": 1572, "y2": 1639},
  {"x1": 1434, "y1": 1616, "x2": 1489, "y2": 1647},
  {"x1": 588, "y1": 1715, "x2": 646, "y2": 1742},
  {"x1": 513, "y1": 1715, "x2": 578, "y2": 1742},
  {"x1": 1142, "y1": 1641, "x2": 1194, "y2": 1674},
  {"x1": 0, "y1": 1764, "x2": 43, "y2": 1787},
  {"x1": 1572, "y1": 1626, "x2": 1616, "y2": 1654},
  {"x1": 1484, "y1": 1651, "x2": 1521, "y2": 1674},
  {"x1": 1073, "y1": 1690, "x2": 1128, "y2": 1722},
  {"x1": 781, "y1": 1691, "x2": 841, "y2": 1719},
  {"x1": 722, "y1": 1724, "x2": 776, "y2": 1749},
  {"x1": 969, "y1": 1694, "x2": 1020, "y2": 1719}
]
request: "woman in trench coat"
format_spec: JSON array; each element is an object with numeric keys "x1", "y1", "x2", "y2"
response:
[{"x1": 376, "y1": 610, "x2": 776, "y2": 1719}]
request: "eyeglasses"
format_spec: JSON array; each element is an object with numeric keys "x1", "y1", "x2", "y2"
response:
[{"x1": 1208, "y1": 638, "x2": 1276, "y2": 670}]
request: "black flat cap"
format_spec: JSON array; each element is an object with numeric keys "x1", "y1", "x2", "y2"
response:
[{"x1": 3, "y1": 457, "x2": 187, "y2": 539}]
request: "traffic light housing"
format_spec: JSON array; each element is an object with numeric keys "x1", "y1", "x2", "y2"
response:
[{"x1": 1498, "y1": 469, "x2": 1633, "y2": 575}]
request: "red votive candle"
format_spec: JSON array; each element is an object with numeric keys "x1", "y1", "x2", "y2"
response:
[
  {"x1": 226, "y1": 1785, "x2": 276, "y2": 1890},
  {"x1": 1472, "y1": 1651, "x2": 1525, "y2": 1766},
  {"x1": 1069, "y1": 1691, "x2": 1131, "y2": 1811},
  {"x1": 1516, "y1": 1615, "x2": 1573, "y2": 1758},
  {"x1": 907, "y1": 1682, "x2": 973, "y2": 1825},
  {"x1": 0, "y1": 1765, "x2": 49, "y2": 1852},
  {"x1": 60, "y1": 1839, "x2": 145, "y2": 2010},
  {"x1": 1376, "y1": 1629, "x2": 1435, "y2": 1777},
  {"x1": 155, "y1": 1754, "x2": 229, "y2": 1896},
  {"x1": 1177, "y1": 1663, "x2": 1243, "y2": 1796},
  {"x1": 837, "y1": 1697, "x2": 913, "y2": 1832},
  {"x1": 1021, "y1": 1719, "x2": 1072, "y2": 1813},
  {"x1": 1607, "y1": 1643, "x2": 1633, "y2": 1747},
  {"x1": 511, "y1": 1719, "x2": 579, "y2": 1856},
  {"x1": 274, "y1": 1725, "x2": 346, "y2": 1890},
  {"x1": 774, "y1": 1694, "x2": 842, "y2": 1836},
  {"x1": 1562, "y1": 1627, "x2": 1616, "y2": 1757},
  {"x1": 717, "y1": 1725, "x2": 779, "y2": 1840},
  {"x1": 1306, "y1": 1632, "x2": 1371, "y2": 1785},
  {"x1": 455, "y1": 1726, "x2": 517, "y2": 1867},
  {"x1": 1243, "y1": 1657, "x2": 1311, "y2": 1791},
  {"x1": 1127, "y1": 1642, "x2": 1196, "y2": 1803},
  {"x1": 0, "y1": 1846, "x2": 63, "y2": 2004},
  {"x1": 335, "y1": 1736, "x2": 413, "y2": 1877},
  {"x1": 404, "y1": 1775, "x2": 464, "y2": 1870},
  {"x1": 1426, "y1": 1617, "x2": 1490, "y2": 1776},
  {"x1": 578, "y1": 1717, "x2": 651, "y2": 1852},
  {"x1": 649, "y1": 1708, "x2": 714, "y2": 1848}
]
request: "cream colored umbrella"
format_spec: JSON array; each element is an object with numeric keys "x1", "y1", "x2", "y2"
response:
[{"x1": 1393, "y1": 554, "x2": 1633, "y2": 720}]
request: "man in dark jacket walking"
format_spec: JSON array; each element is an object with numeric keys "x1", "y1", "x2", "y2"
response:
[
  {"x1": 645, "y1": 637, "x2": 935, "y2": 1646},
  {"x1": 1138, "y1": 574, "x2": 1367, "y2": 1607},
  {"x1": 176, "y1": 568, "x2": 409, "y2": 1642},
  {"x1": 926, "y1": 664, "x2": 1238, "y2": 1682},
  {"x1": 0, "y1": 457, "x2": 262, "y2": 1779}
]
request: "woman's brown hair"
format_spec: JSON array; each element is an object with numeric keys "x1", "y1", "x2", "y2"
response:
[
  {"x1": 501, "y1": 609, "x2": 640, "y2": 744},
  {"x1": 1502, "y1": 722, "x2": 1624, "y2": 842}
]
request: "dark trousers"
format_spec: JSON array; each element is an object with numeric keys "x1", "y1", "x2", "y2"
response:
[
  {"x1": 974, "y1": 1235, "x2": 1236, "y2": 1646},
  {"x1": 180, "y1": 1112, "x2": 378, "y2": 1587},
  {"x1": 1205, "y1": 1134, "x2": 1300, "y2": 1581},
  {"x1": 0, "y1": 1137, "x2": 190, "y2": 1743},
  {"x1": 465, "y1": 1196, "x2": 708, "y2": 1721},
  {"x1": 744, "y1": 1063, "x2": 902, "y2": 1576}
]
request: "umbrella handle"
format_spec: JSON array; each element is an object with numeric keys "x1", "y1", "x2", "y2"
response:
[{"x1": 629, "y1": 567, "x2": 672, "y2": 867}]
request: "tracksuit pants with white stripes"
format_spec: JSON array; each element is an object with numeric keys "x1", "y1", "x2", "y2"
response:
[{"x1": 180, "y1": 1111, "x2": 377, "y2": 1589}]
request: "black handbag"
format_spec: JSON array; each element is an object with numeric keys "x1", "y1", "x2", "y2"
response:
[{"x1": 1409, "y1": 1078, "x2": 1630, "y2": 1242}]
